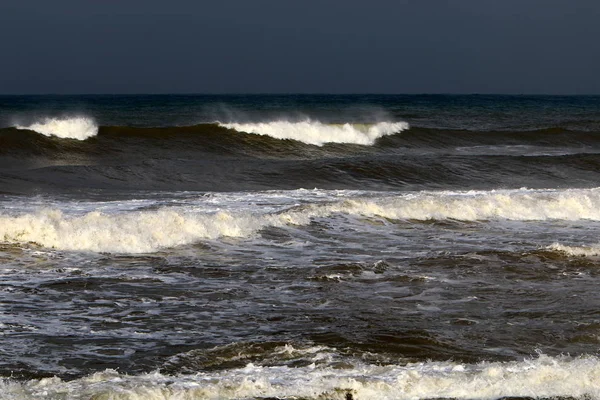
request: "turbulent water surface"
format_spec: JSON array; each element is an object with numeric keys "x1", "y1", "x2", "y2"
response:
[{"x1": 2, "y1": 94, "x2": 600, "y2": 399}]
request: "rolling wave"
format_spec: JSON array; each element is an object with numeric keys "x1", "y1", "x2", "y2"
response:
[
  {"x1": 5, "y1": 121, "x2": 599, "y2": 151},
  {"x1": 4, "y1": 122, "x2": 600, "y2": 161},
  {"x1": 10, "y1": 117, "x2": 408, "y2": 146},
  {"x1": 3, "y1": 188, "x2": 600, "y2": 253},
  {"x1": 4, "y1": 120, "x2": 600, "y2": 194}
]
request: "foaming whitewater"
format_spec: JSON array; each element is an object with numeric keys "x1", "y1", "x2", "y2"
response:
[
  {"x1": 548, "y1": 243, "x2": 600, "y2": 257},
  {"x1": 340, "y1": 187, "x2": 600, "y2": 221},
  {"x1": 4, "y1": 354, "x2": 600, "y2": 399},
  {"x1": 16, "y1": 116, "x2": 98, "y2": 140},
  {"x1": 0, "y1": 208, "x2": 307, "y2": 253},
  {"x1": 219, "y1": 120, "x2": 409, "y2": 146},
  {"x1": 3, "y1": 188, "x2": 600, "y2": 253}
]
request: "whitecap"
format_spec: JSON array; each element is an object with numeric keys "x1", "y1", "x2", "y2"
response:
[
  {"x1": 16, "y1": 116, "x2": 98, "y2": 140},
  {"x1": 219, "y1": 120, "x2": 409, "y2": 146}
]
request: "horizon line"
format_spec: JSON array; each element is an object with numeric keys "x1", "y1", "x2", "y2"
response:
[{"x1": 1, "y1": 92, "x2": 599, "y2": 97}]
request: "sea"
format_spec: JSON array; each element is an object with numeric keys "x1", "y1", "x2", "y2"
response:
[{"x1": 1, "y1": 94, "x2": 600, "y2": 399}]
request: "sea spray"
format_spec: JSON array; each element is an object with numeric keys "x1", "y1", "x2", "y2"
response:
[
  {"x1": 16, "y1": 116, "x2": 98, "y2": 140},
  {"x1": 219, "y1": 120, "x2": 409, "y2": 146}
]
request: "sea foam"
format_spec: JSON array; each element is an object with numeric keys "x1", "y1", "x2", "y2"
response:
[
  {"x1": 219, "y1": 120, "x2": 409, "y2": 146},
  {"x1": 3, "y1": 354, "x2": 600, "y2": 400},
  {"x1": 16, "y1": 116, "x2": 98, "y2": 140},
  {"x1": 0, "y1": 209, "x2": 299, "y2": 253},
  {"x1": 548, "y1": 243, "x2": 600, "y2": 257},
  {"x1": 3, "y1": 188, "x2": 600, "y2": 253},
  {"x1": 345, "y1": 188, "x2": 600, "y2": 221}
]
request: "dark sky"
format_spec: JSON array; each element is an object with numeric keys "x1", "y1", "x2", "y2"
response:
[{"x1": 1, "y1": 0, "x2": 599, "y2": 94}]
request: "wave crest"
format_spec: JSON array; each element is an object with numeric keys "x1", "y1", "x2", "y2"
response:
[
  {"x1": 219, "y1": 120, "x2": 409, "y2": 146},
  {"x1": 2, "y1": 354, "x2": 599, "y2": 399},
  {"x1": 548, "y1": 243, "x2": 600, "y2": 257},
  {"x1": 4, "y1": 188, "x2": 600, "y2": 253},
  {"x1": 16, "y1": 117, "x2": 98, "y2": 140},
  {"x1": 0, "y1": 209, "x2": 281, "y2": 253}
]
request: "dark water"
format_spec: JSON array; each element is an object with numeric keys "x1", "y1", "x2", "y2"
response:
[{"x1": 1, "y1": 95, "x2": 600, "y2": 399}]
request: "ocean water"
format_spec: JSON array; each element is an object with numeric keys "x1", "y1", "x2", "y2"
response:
[{"x1": 1, "y1": 94, "x2": 600, "y2": 399}]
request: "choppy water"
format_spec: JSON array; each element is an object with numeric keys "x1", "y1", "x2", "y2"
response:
[{"x1": 2, "y1": 95, "x2": 600, "y2": 399}]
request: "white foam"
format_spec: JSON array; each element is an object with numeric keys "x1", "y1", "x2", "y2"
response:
[
  {"x1": 16, "y1": 117, "x2": 98, "y2": 140},
  {"x1": 3, "y1": 188, "x2": 600, "y2": 253},
  {"x1": 3, "y1": 354, "x2": 600, "y2": 399},
  {"x1": 548, "y1": 243, "x2": 600, "y2": 257},
  {"x1": 337, "y1": 188, "x2": 600, "y2": 221},
  {"x1": 0, "y1": 208, "x2": 304, "y2": 253},
  {"x1": 219, "y1": 120, "x2": 409, "y2": 146}
]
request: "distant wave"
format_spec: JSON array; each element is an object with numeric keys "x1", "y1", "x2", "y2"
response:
[
  {"x1": 3, "y1": 188, "x2": 600, "y2": 253},
  {"x1": 16, "y1": 117, "x2": 98, "y2": 140},
  {"x1": 4, "y1": 121, "x2": 600, "y2": 194},
  {"x1": 219, "y1": 120, "x2": 409, "y2": 146},
  {"x1": 7, "y1": 119, "x2": 599, "y2": 150},
  {"x1": 11, "y1": 118, "x2": 409, "y2": 146}
]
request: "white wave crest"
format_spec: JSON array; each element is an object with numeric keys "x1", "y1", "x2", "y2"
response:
[
  {"x1": 0, "y1": 209, "x2": 306, "y2": 253},
  {"x1": 3, "y1": 188, "x2": 600, "y2": 253},
  {"x1": 339, "y1": 188, "x2": 600, "y2": 221},
  {"x1": 548, "y1": 243, "x2": 600, "y2": 257},
  {"x1": 3, "y1": 354, "x2": 600, "y2": 399},
  {"x1": 0, "y1": 205, "x2": 319, "y2": 253},
  {"x1": 16, "y1": 117, "x2": 98, "y2": 140},
  {"x1": 219, "y1": 120, "x2": 409, "y2": 146}
]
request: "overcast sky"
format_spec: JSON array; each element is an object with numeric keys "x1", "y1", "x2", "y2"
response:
[{"x1": 1, "y1": 0, "x2": 599, "y2": 94}]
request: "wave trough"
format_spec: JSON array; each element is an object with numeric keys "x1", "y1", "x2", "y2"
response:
[
  {"x1": 16, "y1": 117, "x2": 98, "y2": 140},
  {"x1": 219, "y1": 120, "x2": 409, "y2": 146}
]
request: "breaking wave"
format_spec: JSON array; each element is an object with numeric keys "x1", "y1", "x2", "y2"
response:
[
  {"x1": 7, "y1": 118, "x2": 409, "y2": 146},
  {"x1": 3, "y1": 354, "x2": 600, "y2": 399},
  {"x1": 15, "y1": 117, "x2": 98, "y2": 140},
  {"x1": 0, "y1": 208, "x2": 301, "y2": 253},
  {"x1": 3, "y1": 188, "x2": 600, "y2": 253},
  {"x1": 219, "y1": 120, "x2": 409, "y2": 146},
  {"x1": 355, "y1": 187, "x2": 600, "y2": 221},
  {"x1": 548, "y1": 243, "x2": 600, "y2": 257}
]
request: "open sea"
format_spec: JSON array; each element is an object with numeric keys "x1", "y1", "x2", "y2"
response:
[{"x1": 1, "y1": 94, "x2": 600, "y2": 399}]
